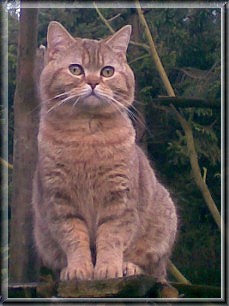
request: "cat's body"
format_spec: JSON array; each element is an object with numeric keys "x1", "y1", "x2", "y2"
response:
[{"x1": 33, "y1": 22, "x2": 177, "y2": 282}]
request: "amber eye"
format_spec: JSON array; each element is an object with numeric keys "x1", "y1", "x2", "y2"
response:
[
  {"x1": 101, "y1": 66, "x2": 115, "y2": 78},
  {"x1": 69, "y1": 64, "x2": 84, "y2": 76}
]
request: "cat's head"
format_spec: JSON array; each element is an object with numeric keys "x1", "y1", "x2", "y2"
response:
[{"x1": 40, "y1": 21, "x2": 135, "y2": 116}]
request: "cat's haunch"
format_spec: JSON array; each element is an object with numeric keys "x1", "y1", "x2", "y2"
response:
[{"x1": 32, "y1": 21, "x2": 177, "y2": 283}]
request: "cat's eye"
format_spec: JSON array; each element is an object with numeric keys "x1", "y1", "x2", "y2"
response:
[
  {"x1": 69, "y1": 64, "x2": 84, "y2": 76},
  {"x1": 101, "y1": 66, "x2": 115, "y2": 78}
]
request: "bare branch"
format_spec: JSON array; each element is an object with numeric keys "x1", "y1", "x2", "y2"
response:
[
  {"x1": 168, "y1": 260, "x2": 191, "y2": 285},
  {"x1": 170, "y1": 104, "x2": 221, "y2": 230},
  {"x1": 135, "y1": 1, "x2": 175, "y2": 96},
  {"x1": 0, "y1": 157, "x2": 13, "y2": 170},
  {"x1": 93, "y1": 2, "x2": 115, "y2": 34},
  {"x1": 93, "y1": 2, "x2": 150, "y2": 51},
  {"x1": 129, "y1": 54, "x2": 150, "y2": 65},
  {"x1": 107, "y1": 13, "x2": 121, "y2": 22}
]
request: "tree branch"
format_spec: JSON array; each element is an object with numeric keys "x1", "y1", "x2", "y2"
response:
[
  {"x1": 168, "y1": 260, "x2": 191, "y2": 285},
  {"x1": 152, "y1": 96, "x2": 220, "y2": 109},
  {"x1": 9, "y1": 276, "x2": 179, "y2": 298},
  {"x1": 135, "y1": 0, "x2": 221, "y2": 231},
  {"x1": 8, "y1": 278, "x2": 221, "y2": 298},
  {"x1": 170, "y1": 104, "x2": 221, "y2": 230},
  {"x1": 93, "y1": 2, "x2": 115, "y2": 34},
  {"x1": 0, "y1": 157, "x2": 13, "y2": 170},
  {"x1": 135, "y1": 1, "x2": 175, "y2": 96},
  {"x1": 107, "y1": 13, "x2": 121, "y2": 22},
  {"x1": 93, "y1": 2, "x2": 150, "y2": 51},
  {"x1": 129, "y1": 54, "x2": 150, "y2": 65}
]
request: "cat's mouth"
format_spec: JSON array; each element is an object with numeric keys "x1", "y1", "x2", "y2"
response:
[
  {"x1": 78, "y1": 89, "x2": 107, "y2": 109},
  {"x1": 89, "y1": 90, "x2": 98, "y2": 98},
  {"x1": 82, "y1": 87, "x2": 111, "y2": 103}
]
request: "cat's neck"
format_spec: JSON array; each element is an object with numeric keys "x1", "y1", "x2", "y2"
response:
[
  {"x1": 39, "y1": 110, "x2": 136, "y2": 146},
  {"x1": 41, "y1": 109, "x2": 130, "y2": 129}
]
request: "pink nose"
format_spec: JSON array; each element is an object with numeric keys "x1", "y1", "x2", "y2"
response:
[{"x1": 88, "y1": 82, "x2": 99, "y2": 89}]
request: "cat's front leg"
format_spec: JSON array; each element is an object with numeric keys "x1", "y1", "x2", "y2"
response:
[
  {"x1": 59, "y1": 222, "x2": 94, "y2": 281},
  {"x1": 94, "y1": 200, "x2": 138, "y2": 280},
  {"x1": 55, "y1": 218, "x2": 94, "y2": 281},
  {"x1": 46, "y1": 201, "x2": 94, "y2": 280}
]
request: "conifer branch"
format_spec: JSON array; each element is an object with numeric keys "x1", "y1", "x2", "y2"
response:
[
  {"x1": 152, "y1": 96, "x2": 220, "y2": 109},
  {"x1": 170, "y1": 105, "x2": 221, "y2": 230}
]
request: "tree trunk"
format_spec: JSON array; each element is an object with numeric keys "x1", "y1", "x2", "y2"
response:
[{"x1": 10, "y1": 8, "x2": 39, "y2": 282}]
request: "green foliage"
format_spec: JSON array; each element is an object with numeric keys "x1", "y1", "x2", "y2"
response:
[{"x1": 137, "y1": 8, "x2": 221, "y2": 286}]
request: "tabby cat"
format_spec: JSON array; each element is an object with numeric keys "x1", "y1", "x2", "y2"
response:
[{"x1": 32, "y1": 21, "x2": 177, "y2": 283}]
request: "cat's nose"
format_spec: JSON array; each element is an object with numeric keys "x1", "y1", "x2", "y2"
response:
[
  {"x1": 87, "y1": 82, "x2": 99, "y2": 90},
  {"x1": 86, "y1": 75, "x2": 100, "y2": 90}
]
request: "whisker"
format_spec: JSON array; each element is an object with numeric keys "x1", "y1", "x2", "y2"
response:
[
  {"x1": 54, "y1": 92, "x2": 69, "y2": 99},
  {"x1": 96, "y1": 92, "x2": 128, "y2": 119},
  {"x1": 102, "y1": 93, "x2": 153, "y2": 139},
  {"x1": 113, "y1": 90, "x2": 145, "y2": 106},
  {"x1": 30, "y1": 90, "x2": 84, "y2": 114},
  {"x1": 41, "y1": 91, "x2": 73, "y2": 104},
  {"x1": 72, "y1": 97, "x2": 81, "y2": 108},
  {"x1": 47, "y1": 95, "x2": 77, "y2": 113},
  {"x1": 96, "y1": 92, "x2": 123, "y2": 111},
  {"x1": 47, "y1": 100, "x2": 67, "y2": 113},
  {"x1": 106, "y1": 99, "x2": 129, "y2": 121},
  {"x1": 30, "y1": 92, "x2": 72, "y2": 114},
  {"x1": 133, "y1": 99, "x2": 146, "y2": 106},
  {"x1": 112, "y1": 95, "x2": 146, "y2": 125},
  {"x1": 59, "y1": 95, "x2": 75, "y2": 104},
  {"x1": 29, "y1": 103, "x2": 42, "y2": 114}
]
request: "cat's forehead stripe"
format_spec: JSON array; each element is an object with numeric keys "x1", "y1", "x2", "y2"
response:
[{"x1": 81, "y1": 40, "x2": 104, "y2": 69}]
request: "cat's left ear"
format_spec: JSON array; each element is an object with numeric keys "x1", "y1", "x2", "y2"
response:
[
  {"x1": 105, "y1": 25, "x2": 132, "y2": 53},
  {"x1": 47, "y1": 21, "x2": 75, "y2": 61}
]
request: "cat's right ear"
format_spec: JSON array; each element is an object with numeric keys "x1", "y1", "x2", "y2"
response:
[{"x1": 47, "y1": 21, "x2": 75, "y2": 61}]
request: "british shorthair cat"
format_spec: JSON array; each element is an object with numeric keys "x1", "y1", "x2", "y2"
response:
[{"x1": 32, "y1": 21, "x2": 177, "y2": 283}]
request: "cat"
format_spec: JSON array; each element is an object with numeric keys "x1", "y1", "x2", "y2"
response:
[{"x1": 32, "y1": 21, "x2": 177, "y2": 283}]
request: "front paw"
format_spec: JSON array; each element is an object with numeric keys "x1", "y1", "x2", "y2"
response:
[
  {"x1": 60, "y1": 261, "x2": 94, "y2": 281},
  {"x1": 94, "y1": 261, "x2": 123, "y2": 279},
  {"x1": 123, "y1": 262, "x2": 144, "y2": 277}
]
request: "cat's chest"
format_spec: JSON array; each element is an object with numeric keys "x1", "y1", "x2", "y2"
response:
[
  {"x1": 40, "y1": 129, "x2": 135, "y2": 182},
  {"x1": 39, "y1": 118, "x2": 137, "y2": 197},
  {"x1": 39, "y1": 118, "x2": 135, "y2": 162}
]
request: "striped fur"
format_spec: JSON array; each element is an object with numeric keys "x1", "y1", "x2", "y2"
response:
[{"x1": 32, "y1": 22, "x2": 177, "y2": 282}]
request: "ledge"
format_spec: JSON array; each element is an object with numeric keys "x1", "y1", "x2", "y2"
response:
[{"x1": 8, "y1": 275, "x2": 221, "y2": 299}]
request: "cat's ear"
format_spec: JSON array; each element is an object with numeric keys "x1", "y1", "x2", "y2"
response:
[
  {"x1": 105, "y1": 25, "x2": 132, "y2": 53},
  {"x1": 47, "y1": 21, "x2": 75, "y2": 61}
]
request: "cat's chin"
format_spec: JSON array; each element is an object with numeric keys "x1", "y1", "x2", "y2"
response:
[{"x1": 78, "y1": 95, "x2": 109, "y2": 111}]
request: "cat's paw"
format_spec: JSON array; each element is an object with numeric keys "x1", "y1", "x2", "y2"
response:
[
  {"x1": 60, "y1": 261, "x2": 94, "y2": 281},
  {"x1": 122, "y1": 262, "x2": 144, "y2": 277},
  {"x1": 94, "y1": 261, "x2": 123, "y2": 279}
]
